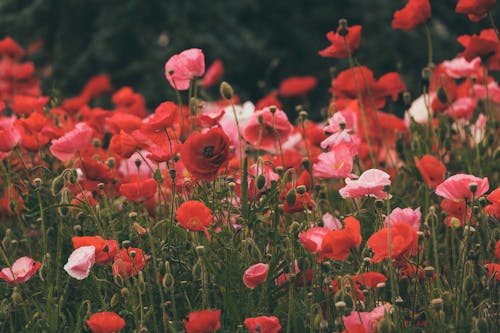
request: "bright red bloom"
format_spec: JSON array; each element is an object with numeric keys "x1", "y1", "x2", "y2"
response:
[
  {"x1": 119, "y1": 178, "x2": 157, "y2": 203},
  {"x1": 486, "y1": 263, "x2": 500, "y2": 282},
  {"x1": 278, "y1": 76, "x2": 317, "y2": 97},
  {"x1": 108, "y1": 130, "x2": 138, "y2": 158},
  {"x1": 86, "y1": 312, "x2": 125, "y2": 333},
  {"x1": 319, "y1": 25, "x2": 362, "y2": 58},
  {"x1": 81, "y1": 74, "x2": 112, "y2": 100},
  {"x1": 458, "y1": 29, "x2": 499, "y2": 62},
  {"x1": 112, "y1": 247, "x2": 147, "y2": 279},
  {"x1": 106, "y1": 112, "x2": 142, "y2": 134},
  {"x1": 282, "y1": 191, "x2": 315, "y2": 214},
  {"x1": 242, "y1": 106, "x2": 293, "y2": 151},
  {"x1": 0, "y1": 256, "x2": 41, "y2": 284},
  {"x1": 72, "y1": 236, "x2": 119, "y2": 265},
  {"x1": 435, "y1": 174, "x2": 489, "y2": 201},
  {"x1": 456, "y1": 0, "x2": 496, "y2": 22},
  {"x1": 355, "y1": 272, "x2": 387, "y2": 289},
  {"x1": 414, "y1": 155, "x2": 446, "y2": 188},
  {"x1": 181, "y1": 128, "x2": 230, "y2": 181},
  {"x1": 485, "y1": 187, "x2": 500, "y2": 219},
  {"x1": 81, "y1": 158, "x2": 115, "y2": 183},
  {"x1": 10, "y1": 95, "x2": 49, "y2": 116},
  {"x1": 0, "y1": 37, "x2": 25, "y2": 59},
  {"x1": 392, "y1": 0, "x2": 431, "y2": 32},
  {"x1": 255, "y1": 92, "x2": 283, "y2": 110},
  {"x1": 320, "y1": 216, "x2": 362, "y2": 261},
  {"x1": 495, "y1": 239, "x2": 500, "y2": 260},
  {"x1": 243, "y1": 263, "x2": 269, "y2": 289},
  {"x1": 165, "y1": 48, "x2": 205, "y2": 90},
  {"x1": 143, "y1": 101, "x2": 178, "y2": 132},
  {"x1": 202, "y1": 60, "x2": 224, "y2": 88},
  {"x1": 176, "y1": 200, "x2": 213, "y2": 238},
  {"x1": 112, "y1": 87, "x2": 147, "y2": 117},
  {"x1": 367, "y1": 222, "x2": 418, "y2": 263},
  {"x1": 183, "y1": 309, "x2": 221, "y2": 333},
  {"x1": 244, "y1": 316, "x2": 282, "y2": 333},
  {"x1": 0, "y1": 184, "x2": 24, "y2": 215}
]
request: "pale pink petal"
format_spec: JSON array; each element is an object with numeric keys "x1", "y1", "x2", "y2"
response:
[{"x1": 64, "y1": 246, "x2": 96, "y2": 280}]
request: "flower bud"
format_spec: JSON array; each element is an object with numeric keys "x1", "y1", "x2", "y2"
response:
[
  {"x1": 220, "y1": 81, "x2": 234, "y2": 100},
  {"x1": 195, "y1": 245, "x2": 206, "y2": 257},
  {"x1": 424, "y1": 266, "x2": 435, "y2": 278},
  {"x1": 430, "y1": 298, "x2": 443, "y2": 310},
  {"x1": 256, "y1": 174, "x2": 266, "y2": 190},
  {"x1": 51, "y1": 175, "x2": 66, "y2": 196},
  {"x1": 296, "y1": 185, "x2": 306, "y2": 195},
  {"x1": 110, "y1": 293, "x2": 120, "y2": 307},
  {"x1": 286, "y1": 189, "x2": 297, "y2": 206}
]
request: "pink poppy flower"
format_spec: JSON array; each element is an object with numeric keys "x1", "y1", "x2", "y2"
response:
[
  {"x1": 298, "y1": 227, "x2": 330, "y2": 253},
  {"x1": 64, "y1": 245, "x2": 96, "y2": 280},
  {"x1": 435, "y1": 174, "x2": 489, "y2": 201},
  {"x1": 339, "y1": 169, "x2": 391, "y2": 199},
  {"x1": 445, "y1": 97, "x2": 477, "y2": 120},
  {"x1": 164, "y1": 48, "x2": 205, "y2": 90},
  {"x1": 0, "y1": 117, "x2": 21, "y2": 152},
  {"x1": 0, "y1": 256, "x2": 41, "y2": 284},
  {"x1": 441, "y1": 57, "x2": 481, "y2": 79},
  {"x1": 313, "y1": 143, "x2": 355, "y2": 179},
  {"x1": 323, "y1": 108, "x2": 358, "y2": 134},
  {"x1": 243, "y1": 263, "x2": 269, "y2": 289},
  {"x1": 473, "y1": 81, "x2": 500, "y2": 104},
  {"x1": 242, "y1": 106, "x2": 293, "y2": 151},
  {"x1": 322, "y1": 212, "x2": 342, "y2": 230},
  {"x1": 343, "y1": 303, "x2": 392, "y2": 333},
  {"x1": 244, "y1": 316, "x2": 282, "y2": 333},
  {"x1": 49, "y1": 122, "x2": 93, "y2": 162},
  {"x1": 384, "y1": 207, "x2": 421, "y2": 231}
]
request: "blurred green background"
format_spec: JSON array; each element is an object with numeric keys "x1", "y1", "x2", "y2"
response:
[{"x1": 1, "y1": 0, "x2": 498, "y2": 117}]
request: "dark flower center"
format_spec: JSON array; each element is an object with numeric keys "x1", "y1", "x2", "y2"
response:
[{"x1": 202, "y1": 145, "x2": 215, "y2": 158}]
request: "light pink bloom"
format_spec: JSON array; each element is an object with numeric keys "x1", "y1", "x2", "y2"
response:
[
  {"x1": 445, "y1": 97, "x2": 477, "y2": 120},
  {"x1": 164, "y1": 48, "x2": 205, "y2": 90},
  {"x1": 49, "y1": 122, "x2": 93, "y2": 161},
  {"x1": 219, "y1": 101, "x2": 254, "y2": 148},
  {"x1": 404, "y1": 94, "x2": 433, "y2": 127},
  {"x1": 320, "y1": 130, "x2": 360, "y2": 153},
  {"x1": 242, "y1": 106, "x2": 293, "y2": 150},
  {"x1": 243, "y1": 263, "x2": 269, "y2": 289},
  {"x1": 441, "y1": 57, "x2": 481, "y2": 79},
  {"x1": 323, "y1": 108, "x2": 358, "y2": 133},
  {"x1": 339, "y1": 169, "x2": 391, "y2": 199},
  {"x1": 299, "y1": 227, "x2": 330, "y2": 253},
  {"x1": 64, "y1": 245, "x2": 96, "y2": 280},
  {"x1": 322, "y1": 212, "x2": 342, "y2": 230},
  {"x1": 343, "y1": 303, "x2": 392, "y2": 333},
  {"x1": 0, "y1": 256, "x2": 41, "y2": 284},
  {"x1": 474, "y1": 81, "x2": 500, "y2": 104},
  {"x1": 384, "y1": 207, "x2": 421, "y2": 231},
  {"x1": 436, "y1": 174, "x2": 489, "y2": 201},
  {"x1": 313, "y1": 144, "x2": 355, "y2": 179}
]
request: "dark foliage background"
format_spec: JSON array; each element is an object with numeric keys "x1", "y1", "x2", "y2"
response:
[{"x1": 0, "y1": 0, "x2": 499, "y2": 117}]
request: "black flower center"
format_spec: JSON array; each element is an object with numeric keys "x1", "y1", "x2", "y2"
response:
[{"x1": 202, "y1": 145, "x2": 215, "y2": 158}]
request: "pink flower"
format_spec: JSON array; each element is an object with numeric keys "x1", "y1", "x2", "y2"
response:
[
  {"x1": 164, "y1": 48, "x2": 205, "y2": 90},
  {"x1": 242, "y1": 106, "x2": 293, "y2": 151},
  {"x1": 298, "y1": 227, "x2": 330, "y2": 253},
  {"x1": 0, "y1": 256, "x2": 41, "y2": 284},
  {"x1": 49, "y1": 122, "x2": 94, "y2": 161},
  {"x1": 64, "y1": 245, "x2": 96, "y2": 280},
  {"x1": 322, "y1": 212, "x2": 342, "y2": 230},
  {"x1": 384, "y1": 207, "x2": 421, "y2": 231},
  {"x1": 243, "y1": 263, "x2": 269, "y2": 289},
  {"x1": 244, "y1": 316, "x2": 282, "y2": 333},
  {"x1": 323, "y1": 108, "x2": 358, "y2": 134},
  {"x1": 435, "y1": 174, "x2": 489, "y2": 201},
  {"x1": 343, "y1": 303, "x2": 392, "y2": 333},
  {"x1": 313, "y1": 143, "x2": 355, "y2": 179},
  {"x1": 445, "y1": 97, "x2": 477, "y2": 120},
  {"x1": 473, "y1": 81, "x2": 500, "y2": 104},
  {"x1": 0, "y1": 117, "x2": 21, "y2": 152},
  {"x1": 339, "y1": 169, "x2": 391, "y2": 199},
  {"x1": 441, "y1": 57, "x2": 481, "y2": 79},
  {"x1": 320, "y1": 130, "x2": 358, "y2": 151}
]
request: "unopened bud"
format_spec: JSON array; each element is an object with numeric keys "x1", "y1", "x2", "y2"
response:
[
  {"x1": 256, "y1": 174, "x2": 266, "y2": 190},
  {"x1": 286, "y1": 189, "x2": 297, "y2": 206},
  {"x1": 296, "y1": 185, "x2": 306, "y2": 195},
  {"x1": 220, "y1": 81, "x2": 234, "y2": 100},
  {"x1": 430, "y1": 298, "x2": 443, "y2": 310},
  {"x1": 195, "y1": 245, "x2": 205, "y2": 257}
]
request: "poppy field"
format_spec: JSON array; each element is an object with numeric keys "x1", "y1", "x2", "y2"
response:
[{"x1": 0, "y1": 0, "x2": 500, "y2": 332}]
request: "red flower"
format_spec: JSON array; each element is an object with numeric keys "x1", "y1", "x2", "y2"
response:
[
  {"x1": 81, "y1": 74, "x2": 112, "y2": 100},
  {"x1": 278, "y1": 76, "x2": 317, "y2": 97},
  {"x1": 485, "y1": 187, "x2": 500, "y2": 219},
  {"x1": 181, "y1": 128, "x2": 230, "y2": 181},
  {"x1": 242, "y1": 106, "x2": 293, "y2": 151},
  {"x1": 486, "y1": 263, "x2": 500, "y2": 282},
  {"x1": 458, "y1": 29, "x2": 499, "y2": 62},
  {"x1": 367, "y1": 222, "x2": 418, "y2": 263},
  {"x1": 184, "y1": 309, "x2": 221, "y2": 333},
  {"x1": 414, "y1": 155, "x2": 446, "y2": 188},
  {"x1": 392, "y1": 0, "x2": 431, "y2": 32},
  {"x1": 112, "y1": 247, "x2": 147, "y2": 279},
  {"x1": 0, "y1": 256, "x2": 41, "y2": 284},
  {"x1": 86, "y1": 312, "x2": 125, "y2": 333},
  {"x1": 319, "y1": 216, "x2": 362, "y2": 261},
  {"x1": 142, "y1": 101, "x2": 178, "y2": 132},
  {"x1": 202, "y1": 60, "x2": 224, "y2": 88},
  {"x1": 10, "y1": 95, "x2": 49, "y2": 116},
  {"x1": 355, "y1": 272, "x2": 388, "y2": 289},
  {"x1": 255, "y1": 92, "x2": 283, "y2": 110},
  {"x1": 0, "y1": 37, "x2": 25, "y2": 59},
  {"x1": 495, "y1": 239, "x2": 500, "y2": 260},
  {"x1": 119, "y1": 178, "x2": 157, "y2": 203},
  {"x1": 282, "y1": 191, "x2": 315, "y2": 214},
  {"x1": 106, "y1": 112, "x2": 142, "y2": 134},
  {"x1": 456, "y1": 0, "x2": 496, "y2": 22},
  {"x1": 72, "y1": 236, "x2": 119, "y2": 265},
  {"x1": 243, "y1": 263, "x2": 269, "y2": 289},
  {"x1": 108, "y1": 130, "x2": 138, "y2": 158},
  {"x1": 176, "y1": 200, "x2": 213, "y2": 239},
  {"x1": 0, "y1": 121, "x2": 21, "y2": 152},
  {"x1": 244, "y1": 316, "x2": 282, "y2": 333},
  {"x1": 81, "y1": 158, "x2": 115, "y2": 183},
  {"x1": 319, "y1": 25, "x2": 362, "y2": 58}
]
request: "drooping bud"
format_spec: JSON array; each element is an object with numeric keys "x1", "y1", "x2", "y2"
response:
[{"x1": 220, "y1": 81, "x2": 234, "y2": 100}]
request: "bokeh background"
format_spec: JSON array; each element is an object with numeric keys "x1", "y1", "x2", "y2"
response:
[{"x1": 1, "y1": 0, "x2": 499, "y2": 117}]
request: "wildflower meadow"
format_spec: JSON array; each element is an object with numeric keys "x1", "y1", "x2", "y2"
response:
[{"x1": 0, "y1": 0, "x2": 499, "y2": 332}]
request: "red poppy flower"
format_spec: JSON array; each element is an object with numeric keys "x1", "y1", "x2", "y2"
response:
[
  {"x1": 112, "y1": 87, "x2": 148, "y2": 117},
  {"x1": 320, "y1": 216, "x2": 362, "y2": 261},
  {"x1": 414, "y1": 155, "x2": 446, "y2": 188},
  {"x1": 9, "y1": 95, "x2": 49, "y2": 116},
  {"x1": 367, "y1": 222, "x2": 418, "y2": 263},
  {"x1": 183, "y1": 309, "x2": 221, "y2": 333},
  {"x1": 243, "y1": 263, "x2": 269, "y2": 289},
  {"x1": 255, "y1": 92, "x2": 283, "y2": 110},
  {"x1": 106, "y1": 112, "x2": 142, "y2": 134},
  {"x1": 355, "y1": 272, "x2": 388, "y2": 289},
  {"x1": 456, "y1": 0, "x2": 496, "y2": 22},
  {"x1": 319, "y1": 25, "x2": 362, "y2": 58},
  {"x1": 244, "y1": 316, "x2": 282, "y2": 333},
  {"x1": 278, "y1": 76, "x2": 317, "y2": 97},
  {"x1": 0, "y1": 121, "x2": 21, "y2": 152},
  {"x1": 485, "y1": 263, "x2": 500, "y2": 282},
  {"x1": 142, "y1": 101, "x2": 178, "y2": 132},
  {"x1": 392, "y1": 0, "x2": 431, "y2": 32},
  {"x1": 485, "y1": 187, "x2": 500, "y2": 219},
  {"x1": 202, "y1": 60, "x2": 224, "y2": 88},
  {"x1": 458, "y1": 29, "x2": 500, "y2": 62},
  {"x1": 72, "y1": 236, "x2": 119, "y2": 265},
  {"x1": 81, "y1": 74, "x2": 112, "y2": 100},
  {"x1": 283, "y1": 191, "x2": 315, "y2": 214},
  {"x1": 242, "y1": 106, "x2": 293, "y2": 151},
  {"x1": 108, "y1": 130, "x2": 138, "y2": 158},
  {"x1": 495, "y1": 239, "x2": 500, "y2": 260},
  {"x1": 0, "y1": 184, "x2": 24, "y2": 215},
  {"x1": 112, "y1": 247, "x2": 147, "y2": 279},
  {"x1": 0, "y1": 37, "x2": 25, "y2": 59},
  {"x1": 86, "y1": 312, "x2": 125, "y2": 333},
  {"x1": 181, "y1": 128, "x2": 230, "y2": 181},
  {"x1": 176, "y1": 200, "x2": 213, "y2": 239},
  {"x1": 81, "y1": 158, "x2": 115, "y2": 183},
  {"x1": 119, "y1": 178, "x2": 157, "y2": 203}
]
